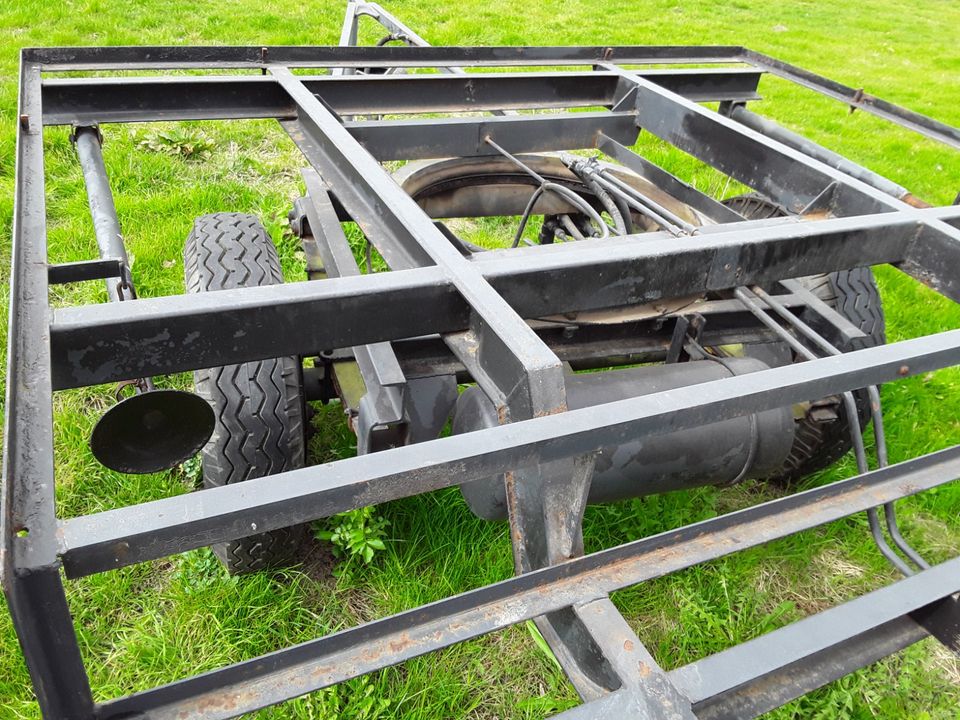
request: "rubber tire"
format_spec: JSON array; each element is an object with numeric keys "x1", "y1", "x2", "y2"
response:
[
  {"x1": 723, "y1": 194, "x2": 886, "y2": 483},
  {"x1": 184, "y1": 213, "x2": 308, "y2": 574}
]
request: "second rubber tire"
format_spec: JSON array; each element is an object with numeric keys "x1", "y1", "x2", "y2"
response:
[
  {"x1": 184, "y1": 212, "x2": 308, "y2": 574},
  {"x1": 723, "y1": 194, "x2": 886, "y2": 483}
]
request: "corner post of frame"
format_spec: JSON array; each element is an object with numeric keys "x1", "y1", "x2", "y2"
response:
[{"x1": 3, "y1": 57, "x2": 94, "y2": 720}]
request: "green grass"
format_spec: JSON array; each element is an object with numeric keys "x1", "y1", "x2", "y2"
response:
[{"x1": 2, "y1": 0, "x2": 960, "y2": 718}]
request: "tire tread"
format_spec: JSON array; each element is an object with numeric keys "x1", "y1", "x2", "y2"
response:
[
  {"x1": 184, "y1": 213, "x2": 307, "y2": 574},
  {"x1": 723, "y1": 195, "x2": 885, "y2": 483}
]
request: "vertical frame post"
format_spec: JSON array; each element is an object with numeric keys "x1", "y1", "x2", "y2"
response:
[{"x1": 2, "y1": 59, "x2": 94, "y2": 720}]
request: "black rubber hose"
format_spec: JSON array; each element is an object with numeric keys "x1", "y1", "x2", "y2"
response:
[
  {"x1": 583, "y1": 174, "x2": 627, "y2": 235},
  {"x1": 611, "y1": 191, "x2": 634, "y2": 234},
  {"x1": 561, "y1": 154, "x2": 627, "y2": 236}
]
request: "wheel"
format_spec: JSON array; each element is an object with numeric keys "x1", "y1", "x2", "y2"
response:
[
  {"x1": 723, "y1": 194, "x2": 886, "y2": 483},
  {"x1": 184, "y1": 212, "x2": 308, "y2": 573}
]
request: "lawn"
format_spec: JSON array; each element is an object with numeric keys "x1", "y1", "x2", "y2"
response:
[{"x1": 2, "y1": 0, "x2": 960, "y2": 718}]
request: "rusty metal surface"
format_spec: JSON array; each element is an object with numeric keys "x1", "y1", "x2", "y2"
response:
[{"x1": 96, "y1": 445, "x2": 960, "y2": 719}]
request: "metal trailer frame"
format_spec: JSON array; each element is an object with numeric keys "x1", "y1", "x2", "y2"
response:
[{"x1": 6, "y1": 2, "x2": 960, "y2": 717}]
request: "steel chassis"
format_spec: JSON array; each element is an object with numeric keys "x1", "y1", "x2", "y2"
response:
[{"x1": 6, "y1": 2, "x2": 960, "y2": 717}]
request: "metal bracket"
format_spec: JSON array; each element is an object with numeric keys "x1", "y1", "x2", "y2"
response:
[{"x1": 666, "y1": 313, "x2": 706, "y2": 364}]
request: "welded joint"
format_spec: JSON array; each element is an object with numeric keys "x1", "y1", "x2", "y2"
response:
[
  {"x1": 571, "y1": 598, "x2": 697, "y2": 716},
  {"x1": 69, "y1": 123, "x2": 102, "y2": 145},
  {"x1": 900, "y1": 221, "x2": 960, "y2": 304},
  {"x1": 503, "y1": 456, "x2": 597, "y2": 573}
]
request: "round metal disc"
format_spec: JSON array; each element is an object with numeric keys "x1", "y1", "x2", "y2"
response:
[{"x1": 90, "y1": 389, "x2": 215, "y2": 474}]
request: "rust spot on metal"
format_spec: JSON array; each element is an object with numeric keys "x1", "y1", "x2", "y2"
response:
[
  {"x1": 178, "y1": 688, "x2": 254, "y2": 719},
  {"x1": 387, "y1": 634, "x2": 414, "y2": 654},
  {"x1": 898, "y1": 365, "x2": 910, "y2": 376},
  {"x1": 901, "y1": 192, "x2": 931, "y2": 209},
  {"x1": 534, "y1": 402, "x2": 567, "y2": 419},
  {"x1": 19, "y1": 114, "x2": 29, "y2": 129},
  {"x1": 801, "y1": 208, "x2": 832, "y2": 221},
  {"x1": 849, "y1": 87, "x2": 864, "y2": 114},
  {"x1": 638, "y1": 660, "x2": 652, "y2": 677},
  {"x1": 623, "y1": 639, "x2": 634, "y2": 652}
]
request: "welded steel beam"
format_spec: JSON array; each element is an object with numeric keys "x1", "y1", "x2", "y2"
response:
[
  {"x1": 58, "y1": 334, "x2": 960, "y2": 577},
  {"x1": 345, "y1": 111, "x2": 638, "y2": 161},
  {"x1": 49, "y1": 211, "x2": 937, "y2": 388},
  {"x1": 40, "y1": 69, "x2": 764, "y2": 126},
  {"x1": 539, "y1": 598, "x2": 696, "y2": 714},
  {"x1": 274, "y1": 66, "x2": 610, "y2": 669},
  {"x1": 2, "y1": 61, "x2": 94, "y2": 720},
  {"x1": 725, "y1": 104, "x2": 916, "y2": 202},
  {"x1": 901, "y1": 221, "x2": 960, "y2": 304},
  {"x1": 83, "y1": 448, "x2": 960, "y2": 718},
  {"x1": 475, "y1": 213, "x2": 920, "y2": 314},
  {"x1": 613, "y1": 64, "x2": 960, "y2": 267},
  {"x1": 272, "y1": 66, "x2": 599, "y2": 583},
  {"x1": 610, "y1": 67, "x2": 902, "y2": 215},
  {"x1": 670, "y1": 560, "x2": 960, "y2": 716},
  {"x1": 742, "y1": 49, "x2": 960, "y2": 150},
  {"x1": 389, "y1": 304, "x2": 790, "y2": 380},
  {"x1": 557, "y1": 560, "x2": 960, "y2": 719},
  {"x1": 47, "y1": 258, "x2": 124, "y2": 285},
  {"x1": 27, "y1": 41, "x2": 960, "y2": 150},
  {"x1": 298, "y1": 170, "x2": 408, "y2": 448},
  {"x1": 5, "y1": 66, "x2": 58, "y2": 571},
  {"x1": 51, "y1": 266, "x2": 460, "y2": 390},
  {"x1": 926, "y1": 205, "x2": 960, "y2": 226},
  {"x1": 24, "y1": 44, "x2": 745, "y2": 71}
]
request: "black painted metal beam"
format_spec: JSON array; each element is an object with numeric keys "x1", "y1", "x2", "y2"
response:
[
  {"x1": 670, "y1": 559, "x2": 960, "y2": 717},
  {"x1": 24, "y1": 45, "x2": 745, "y2": 71},
  {"x1": 901, "y1": 221, "x2": 960, "y2": 304},
  {"x1": 50, "y1": 266, "x2": 461, "y2": 390},
  {"x1": 742, "y1": 49, "x2": 960, "y2": 150},
  {"x1": 345, "y1": 111, "x2": 638, "y2": 160},
  {"x1": 612, "y1": 67, "x2": 900, "y2": 216},
  {"x1": 555, "y1": 561, "x2": 960, "y2": 719},
  {"x1": 2, "y1": 61, "x2": 94, "y2": 720},
  {"x1": 40, "y1": 69, "x2": 762, "y2": 126},
  {"x1": 48, "y1": 212, "x2": 927, "y2": 388},
  {"x1": 47, "y1": 258, "x2": 124, "y2": 285},
  {"x1": 272, "y1": 66, "x2": 568, "y2": 425}
]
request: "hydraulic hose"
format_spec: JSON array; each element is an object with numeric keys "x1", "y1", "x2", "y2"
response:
[{"x1": 562, "y1": 155, "x2": 628, "y2": 236}]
